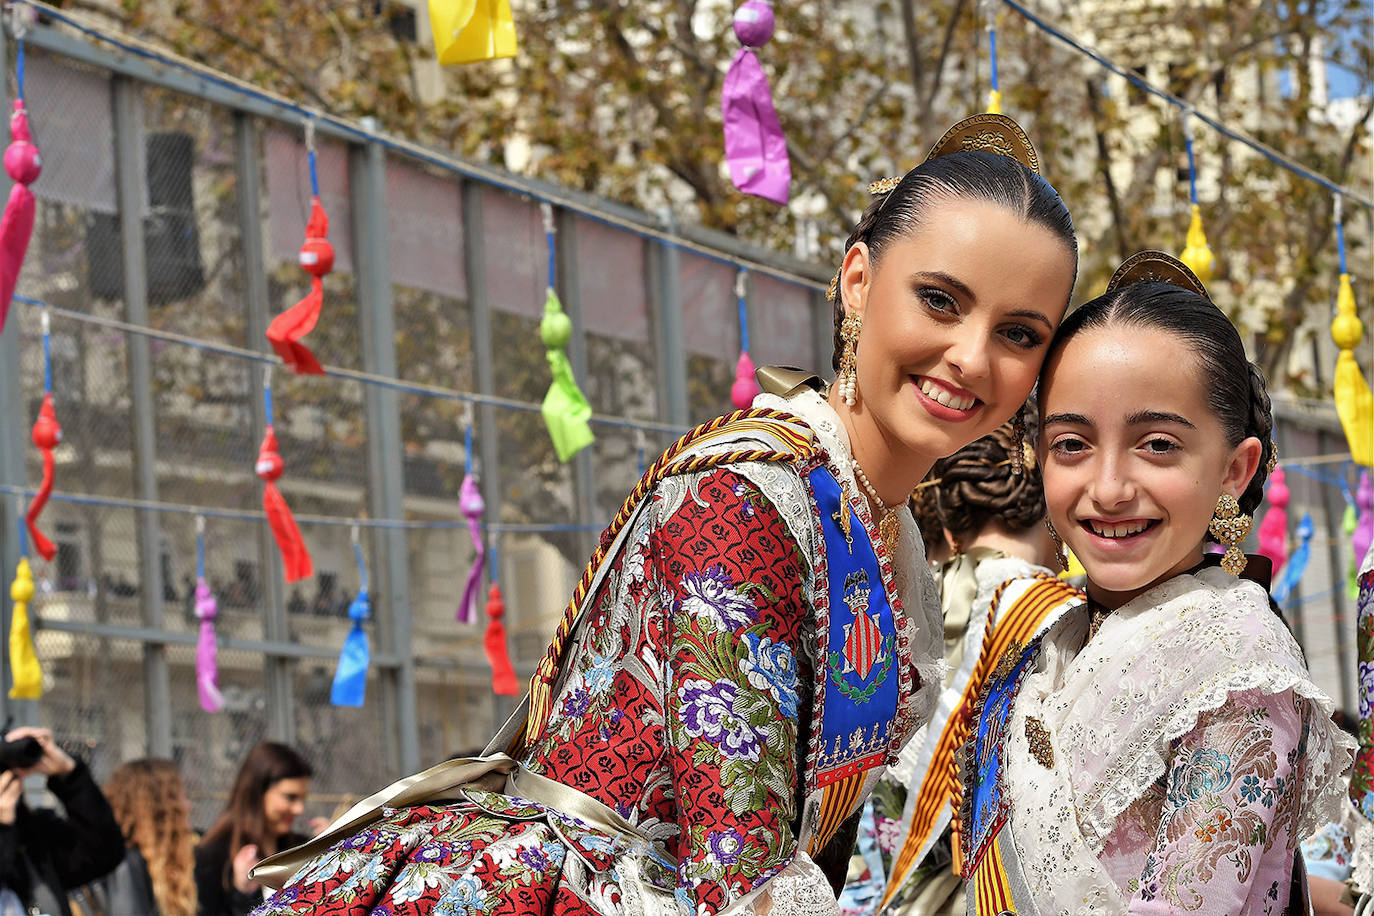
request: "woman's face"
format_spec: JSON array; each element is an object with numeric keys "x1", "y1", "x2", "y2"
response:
[
  {"x1": 262, "y1": 777, "x2": 309, "y2": 837},
  {"x1": 1039, "y1": 324, "x2": 1261, "y2": 608},
  {"x1": 840, "y1": 198, "x2": 1075, "y2": 472}
]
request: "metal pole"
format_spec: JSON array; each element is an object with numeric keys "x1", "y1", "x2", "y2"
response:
[
  {"x1": 654, "y1": 215, "x2": 689, "y2": 428},
  {"x1": 235, "y1": 113, "x2": 295, "y2": 746},
  {"x1": 351, "y1": 139, "x2": 420, "y2": 775},
  {"x1": 460, "y1": 183, "x2": 513, "y2": 727},
  {"x1": 111, "y1": 77, "x2": 172, "y2": 757},
  {"x1": 0, "y1": 34, "x2": 17, "y2": 715}
]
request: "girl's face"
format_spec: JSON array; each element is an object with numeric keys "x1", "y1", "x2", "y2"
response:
[
  {"x1": 1040, "y1": 324, "x2": 1262, "y2": 608},
  {"x1": 262, "y1": 776, "x2": 309, "y2": 837},
  {"x1": 839, "y1": 198, "x2": 1074, "y2": 475}
]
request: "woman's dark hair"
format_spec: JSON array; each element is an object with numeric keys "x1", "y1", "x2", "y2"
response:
[
  {"x1": 203, "y1": 740, "x2": 313, "y2": 885},
  {"x1": 1040, "y1": 281, "x2": 1275, "y2": 518},
  {"x1": 830, "y1": 150, "x2": 1078, "y2": 370},
  {"x1": 930, "y1": 418, "x2": 1045, "y2": 545}
]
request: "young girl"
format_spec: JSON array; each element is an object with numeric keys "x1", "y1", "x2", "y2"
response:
[
  {"x1": 250, "y1": 112, "x2": 1078, "y2": 916},
  {"x1": 961, "y1": 251, "x2": 1354, "y2": 914}
]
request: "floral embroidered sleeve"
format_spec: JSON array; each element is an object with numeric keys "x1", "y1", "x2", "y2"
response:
[
  {"x1": 653, "y1": 468, "x2": 816, "y2": 916},
  {"x1": 1129, "y1": 688, "x2": 1309, "y2": 915}
]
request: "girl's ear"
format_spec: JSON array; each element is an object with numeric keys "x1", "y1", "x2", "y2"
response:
[
  {"x1": 839, "y1": 242, "x2": 872, "y2": 318},
  {"x1": 1221, "y1": 436, "x2": 1264, "y2": 501}
]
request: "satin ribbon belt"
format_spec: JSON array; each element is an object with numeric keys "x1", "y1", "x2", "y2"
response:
[{"x1": 251, "y1": 753, "x2": 674, "y2": 890}]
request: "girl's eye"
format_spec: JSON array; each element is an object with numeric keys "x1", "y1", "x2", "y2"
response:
[
  {"x1": 1001, "y1": 325, "x2": 1044, "y2": 349},
  {"x1": 1143, "y1": 437, "x2": 1180, "y2": 455},
  {"x1": 1048, "y1": 436, "x2": 1086, "y2": 456},
  {"x1": 919, "y1": 288, "x2": 957, "y2": 315}
]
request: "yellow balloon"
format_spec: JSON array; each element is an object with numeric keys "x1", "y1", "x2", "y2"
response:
[
  {"x1": 1179, "y1": 204, "x2": 1215, "y2": 285},
  {"x1": 8, "y1": 558, "x2": 42, "y2": 699},
  {"x1": 1332, "y1": 272, "x2": 1373, "y2": 467},
  {"x1": 987, "y1": 89, "x2": 1002, "y2": 115}
]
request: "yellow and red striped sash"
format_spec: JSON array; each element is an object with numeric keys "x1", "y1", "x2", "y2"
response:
[
  {"x1": 970, "y1": 837, "x2": 1016, "y2": 915},
  {"x1": 878, "y1": 575, "x2": 1080, "y2": 910}
]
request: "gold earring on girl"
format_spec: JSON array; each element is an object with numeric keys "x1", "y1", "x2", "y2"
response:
[
  {"x1": 1209, "y1": 493, "x2": 1252, "y2": 576},
  {"x1": 838, "y1": 313, "x2": 862, "y2": 407}
]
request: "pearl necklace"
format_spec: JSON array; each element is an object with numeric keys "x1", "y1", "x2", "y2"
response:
[{"x1": 852, "y1": 458, "x2": 902, "y2": 558}]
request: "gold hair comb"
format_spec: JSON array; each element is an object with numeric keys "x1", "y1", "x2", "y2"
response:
[
  {"x1": 1104, "y1": 250, "x2": 1209, "y2": 299},
  {"x1": 925, "y1": 112, "x2": 1040, "y2": 174},
  {"x1": 868, "y1": 177, "x2": 901, "y2": 196}
]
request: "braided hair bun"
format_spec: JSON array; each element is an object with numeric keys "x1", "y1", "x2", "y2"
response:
[{"x1": 930, "y1": 419, "x2": 1045, "y2": 544}]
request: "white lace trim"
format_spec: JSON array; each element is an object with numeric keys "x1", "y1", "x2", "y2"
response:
[
  {"x1": 717, "y1": 852, "x2": 840, "y2": 916},
  {"x1": 1350, "y1": 798, "x2": 1374, "y2": 896}
]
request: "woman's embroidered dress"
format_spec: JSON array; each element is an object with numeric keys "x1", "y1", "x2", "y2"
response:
[
  {"x1": 251, "y1": 387, "x2": 942, "y2": 916},
  {"x1": 961, "y1": 565, "x2": 1355, "y2": 915}
]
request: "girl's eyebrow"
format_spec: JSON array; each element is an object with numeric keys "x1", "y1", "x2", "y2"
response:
[
  {"x1": 1043, "y1": 411, "x2": 1091, "y2": 427},
  {"x1": 1125, "y1": 409, "x2": 1196, "y2": 429}
]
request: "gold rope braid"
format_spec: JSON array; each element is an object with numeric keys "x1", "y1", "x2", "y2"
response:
[{"x1": 522, "y1": 407, "x2": 820, "y2": 747}]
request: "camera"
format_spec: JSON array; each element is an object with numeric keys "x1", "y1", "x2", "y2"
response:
[{"x1": 0, "y1": 736, "x2": 43, "y2": 773}]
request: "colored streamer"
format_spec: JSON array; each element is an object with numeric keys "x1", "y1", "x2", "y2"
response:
[
  {"x1": 26, "y1": 309, "x2": 59, "y2": 561},
  {"x1": 256, "y1": 381, "x2": 313, "y2": 582},
  {"x1": 429, "y1": 0, "x2": 518, "y2": 65},
  {"x1": 7, "y1": 555, "x2": 40, "y2": 699},
  {"x1": 331, "y1": 532, "x2": 371, "y2": 707},
  {"x1": 267, "y1": 192, "x2": 332, "y2": 375},
  {"x1": 1331, "y1": 197, "x2": 1373, "y2": 467},
  {"x1": 1178, "y1": 113, "x2": 1215, "y2": 284},
  {"x1": 1272, "y1": 513, "x2": 1313, "y2": 605},
  {"x1": 539, "y1": 208, "x2": 594, "y2": 462},
  {"x1": 457, "y1": 424, "x2": 486, "y2": 624},
  {"x1": 483, "y1": 582, "x2": 518, "y2": 696},
  {"x1": 721, "y1": 1, "x2": 791, "y2": 205},
  {"x1": 732, "y1": 271, "x2": 760, "y2": 409},
  {"x1": 0, "y1": 49, "x2": 40, "y2": 337},
  {"x1": 193, "y1": 518, "x2": 224, "y2": 713}
]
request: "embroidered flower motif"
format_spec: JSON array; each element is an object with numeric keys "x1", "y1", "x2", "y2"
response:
[
  {"x1": 518, "y1": 844, "x2": 552, "y2": 873},
  {"x1": 677, "y1": 678, "x2": 769, "y2": 761},
  {"x1": 707, "y1": 828, "x2": 745, "y2": 866},
  {"x1": 433, "y1": 875, "x2": 487, "y2": 915},
  {"x1": 739, "y1": 633, "x2": 799, "y2": 719},
  {"x1": 680, "y1": 565, "x2": 757, "y2": 630},
  {"x1": 1168, "y1": 748, "x2": 1232, "y2": 806},
  {"x1": 561, "y1": 687, "x2": 591, "y2": 718},
  {"x1": 1239, "y1": 773, "x2": 1268, "y2": 804},
  {"x1": 583, "y1": 650, "x2": 617, "y2": 696}
]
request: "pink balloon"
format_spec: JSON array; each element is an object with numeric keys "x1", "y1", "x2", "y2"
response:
[
  {"x1": 732, "y1": 350, "x2": 760, "y2": 409},
  {"x1": 733, "y1": 1, "x2": 775, "y2": 47},
  {"x1": 1256, "y1": 466, "x2": 1289, "y2": 574}
]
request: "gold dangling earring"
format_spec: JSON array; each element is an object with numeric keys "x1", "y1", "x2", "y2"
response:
[
  {"x1": 1209, "y1": 493, "x2": 1252, "y2": 576},
  {"x1": 1044, "y1": 517, "x2": 1069, "y2": 572},
  {"x1": 1010, "y1": 408, "x2": 1027, "y2": 476},
  {"x1": 838, "y1": 313, "x2": 862, "y2": 407}
]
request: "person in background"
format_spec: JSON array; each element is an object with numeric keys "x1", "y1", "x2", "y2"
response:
[
  {"x1": 0, "y1": 726, "x2": 124, "y2": 916},
  {"x1": 103, "y1": 758, "x2": 196, "y2": 916},
  {"x1": 194, "y1": 742, "x2": 311, "y2": 916}
]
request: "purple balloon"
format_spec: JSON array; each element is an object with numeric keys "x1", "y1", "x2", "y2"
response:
[{"x1": 733, "y1": 1, "x2": 775, "y2": 48}]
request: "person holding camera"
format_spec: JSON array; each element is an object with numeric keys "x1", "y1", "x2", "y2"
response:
[{"x1": 0, "y1": 727, "x2": 124, "y2": 916}]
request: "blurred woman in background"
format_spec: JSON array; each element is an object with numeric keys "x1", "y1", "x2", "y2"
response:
[{"x1": 103, "y1": 758, "x2": 195, "y2": 916}]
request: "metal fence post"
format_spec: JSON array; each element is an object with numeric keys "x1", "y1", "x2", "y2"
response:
[
  {"x1": 111, "y1": 76, "x2": 173, "y2": 757},
  {"x1": 459, "y1": 183, "x2": 511, "y2": 728},
  {"x1": 235, "y1": 113, "x2": 295, "y2": 746},
  {"x1": 654, "y1": 216, "x2": 689, "y2": 428},
  {"x1": 351, "y1": 139, "x2": 420, "y2": 775}
]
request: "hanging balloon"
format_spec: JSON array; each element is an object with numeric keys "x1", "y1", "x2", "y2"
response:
[
  {"x1": 429, "y1": 0, "x2": 518, "y2": 65},
  {"x1": 731, "y1": 271, "x2": 760, "y2": 410},
  {"x1": 721, "y1": 1, "x2": 791, "y2": 206},
  {"x1": 1272, "y1": 513, "x2": 1313, "y2": 605},
  {"x1": 0, "y1": 93, "x2": 40, "y2": 335},
  {"x1": 1256, "y1": 466, "x2": 1290, "y2": 574},
  {"x1": 331, "y1": 532, "x2": 371, "y2": 708},
  {"x1": 256, "y1": 381, "x2": 313, "y2": 583},
  {"x1": 7, "y1": 555, "x2": 40, "y2": 699},
  {"x1": 193, "y1": 518, "x2": 223, "y2": 713},
  {"x1": 484, "y1": 582, "x2": 518, "y2": 696},
  {"x1": 539, "y1": 206, "x2": 594, "y2": 462},
  {"x1": 1331, "y1": 197, "x2": 1372, "y2": 467},
  {"x1": 26, "y1": 309, "x2": 60, "y2": 562},
  {"x1": 1178, "y1": 114, "x2": 1215, "y2": 285},
  {"x1": 267, "y1": 193, "x2": 332, "y2": 375},
  {"x1": 457, "y1": 433, "x2": 487, "y2": 625}
]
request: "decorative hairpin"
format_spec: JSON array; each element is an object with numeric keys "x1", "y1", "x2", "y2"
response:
[
  {"x1": 826, "y1": 271, "x2": 840, "y2": 304},
  {"x1": 925, "y1": 112, "x2": 1040, "y2": 174},
  {"x1": 868, "y1": 177, "x2": 901, "y2": 196},
  {"x1": 1104, "y1": 250, "x2": 1209, "y2": 299}
]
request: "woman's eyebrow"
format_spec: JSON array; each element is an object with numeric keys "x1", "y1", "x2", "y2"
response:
[
  {"x1": 1126, "y1": 409, "x2": 1196, "y2": 429},
  {"x1": 1043, "y1": 411, "x2": 1092, "y2": 427}
]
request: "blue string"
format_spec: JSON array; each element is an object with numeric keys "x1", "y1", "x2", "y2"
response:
[
  {"x1": 1336, "y1": 213, "x2": 1348, "y2": 275},
  {"x1": 486, "y1": 541, "x2": 498, "y2": 583},
  {"x1": 263, "y1": 379, "x2": 273, "y2": 426},
  {"x1": 998, "y1": 0, "x2": 1372, "y2": 208},
  {"x1": 41, "y1": 312, "x2": 51, "y2": 394},
  {"x1": 546, "y1": 230, "x2": 556, "y2": 290},
  {"x1": 353, "y1": 540, "x2": 368, "y2": 593},
  {"x1": 987, "y1": 25, "x2": 999, "y2": 93},
  {"x1": 196, "y1": 528, "x2": 205, "y2": 579},
  {"x1": 737, "y1": 286, "x2": 750, "y2": 354},
  {"x1": 1184, "y1": 131, "x2": 1199, "y2": 206},
  {"x1": 17, "y1": 515, "x2": 26, "y2": 558},
  {"x1": 15, "y1": 38, "x2": 24, "y2": 102},
  {"x1": 307, "y1": 147, "x2": 319, "y2": 198},
  {"x1": 464, "y1": 423, "x2": 474, "y2": 475}
]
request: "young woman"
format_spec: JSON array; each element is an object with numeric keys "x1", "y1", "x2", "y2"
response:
[
  {"x1": 843, "y1": 420, "x2": 1082, "y2": 916},
  {"x1": 961, "y1": 251, "x2": 1354, "y2": 914},
  {"x1": 249, "y1": 112, "x2": 1078, "y2": 916},
  {"x1": 102, "y1": 758, "x2": 196, "y2": 916},
  {"x1": 195, "y1": 742, "x2": 312, "y2": 916}
]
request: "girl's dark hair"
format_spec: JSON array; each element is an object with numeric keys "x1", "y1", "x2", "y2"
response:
[
  {"x1": 930, "y1": 418, "x2": 1045, "y2": 544},
  {"x1": 830, "y1": 150, "x2": 1077, "y2": 370},
  {"x1": 1041, "y1": 281, "x2": 1275, "y2": 517},
  {"x1": 203, "y1": 740, "x2": 313, "y2": 886}
]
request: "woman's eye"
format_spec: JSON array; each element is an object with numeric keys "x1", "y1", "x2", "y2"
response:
[
  {"x1": 1002, "y1": 325, "x2": 1043, "y2": 349},
  {"x1": 1048, "y1": 437, "x2": 1086, "y2": 456},
  {"x1": 919, "y1": 288, "x2": 957, "y2": 314},
  {"x1": 1143, "y1": 438, "x2": 1180, "y2": 455}
]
